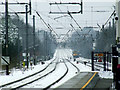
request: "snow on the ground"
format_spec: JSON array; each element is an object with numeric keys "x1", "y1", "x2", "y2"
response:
[
  {"x1": 24, "y1": 62, "x2": 67, "y2": 88},
  {"x1": 0, "y1": 60, "x2": 51, "y2": 86},
  {"x1": 0, "y1": 53, "x2": 57, "y2": 86},
  {"x1": 98, "y1": 70, "x2": 113, "y2": 79},
  {"x1": 0, "y1": 48, "x2": 113, "y2": 88}
]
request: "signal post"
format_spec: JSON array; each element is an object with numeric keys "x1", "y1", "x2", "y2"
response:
[{"x1": 114, "y1": 0, "x2": 120, "y2": 89}]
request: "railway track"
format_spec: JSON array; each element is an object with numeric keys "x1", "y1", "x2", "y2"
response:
[
  {"x1": 0, "y1": 58, "x2": 58, "y2": 89},
  {"x1": 62, "y1": 50, "x2": 80, "y2": 73},
  {"x1": 44, "y1": 59, "x2": 69, "y2": 89},
  {"x1": 78, "y1": 61, "x2": 111, "y2": 71},
  {"x1": 65, "y1": 50, "x2": 111, "y2": 71},
  {"x1": 1, "y1": 49, "x2": 108, "y2": 89},
  {"x1": 66, "y1": 59, "x2": 80, "y2": 73},
  {"x1": 64, "y1": 50, "x2": 100, "y2": 71},
  {"x1": 86, "y1": 62, "x2": 111, "y2": 71},
  {"x1": 1, "y1": 52, "x2": 71, "y2": 89},
  {"x1": 43, "y1": 53, "x2": 82, "y2": 89}
]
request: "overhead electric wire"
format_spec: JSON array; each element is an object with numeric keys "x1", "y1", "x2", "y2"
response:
[
  {"x1": 69, "y1": 24, "x2": 93, "y2": 40},
  {"x1": 97, "y1": 23, "x2": 102, "y2": 30},
  {"x1": 57, "y1": 3, "x2": 63, "y2": 13},
  {"x1": 96, "y1": 10, "x2": 115, "y2": 32},
  {"x1": 53, "y1": 2, "x2": 83, "y2": 40},
  {"x1": 54, "y1": 15, "x2": 69, "y2": 20},
  {"x1": 13, "y1": 0, "x2": 19, "y2": 3},
  {"x1": 68, "y1": 12, "x2": 82, "y2": 31},
  {"x1": 36, "y1": 11, "x2": 59, "y2": 38},
  {"x1": 48, "y1": 23, "x2": 59, "y2": 38},
  {"x1": 33, "y1": 5, "x2": 69, "y2": 31},
  {"x1": 104, "y1": 10, "x2": 115, "y2": 27},
  {"x1": 26, "y1": 3, "x2": 59, "y2": 41},
  {"x1": 70, "y1": 24, "x2": 81, "y2": 37},
  {"x1": 39, "y1": 12, "x2": 68, "y2": 30},
  {"x1": 62, "y1": 29, "x2": 73, "y2": 41}
]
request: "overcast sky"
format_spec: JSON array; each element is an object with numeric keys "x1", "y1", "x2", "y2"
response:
[{"x1": 0, "y1": 0, "x2": 116, "y2": 35}]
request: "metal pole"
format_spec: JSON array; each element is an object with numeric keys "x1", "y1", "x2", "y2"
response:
[
  {"x1": 0, "y1": 29, "x2": 2, "y2": 70},
  {"x1": 91, "y1": 51, "x2": 94, "y2": 71},
  {"x1": 104, "y1": 52, "x2": 106, "y2": 71},
  {"x1": 113, "y1": 18, "x2": 114, "y2": 30},
  {"x1": 106, "y1": 52, "x2": 109, "y2": 71},
  {"x1": 113, "y1": 18, "x2": 116, "y2": 45},
  {"x1": 115, "y1": 1, "x2": 120, "y2": 89},
  {"x1": 45, "y1": 32, "x2": 47, "y2": 60},
  {"x1": 44, "y1": 31, "x2": 45, "y2": 60},
  {"x1": 109, "y1": 22, "x2": 111, "y2": 30},
  {"x1": 5, "y1": 0, "x2": 9, "y2": 75},
  {"x1": 33, "y1": 15, "x2": 36, "y2": 65},
  {"x1": 50, "y1": 31, "x2": 52, "y2": 56},
  {"x1": 26, "y1": 5, "x2": 29, "y2": 68},
  {"x1": 18, "y1": 18, "x2": 20, "y2": 66},
  {"x1": 16, "y1": 14, "x2": 20, "y2": 67},
  {"x1": 81, "y1": 0, "x2": 83, "y2": 14}
]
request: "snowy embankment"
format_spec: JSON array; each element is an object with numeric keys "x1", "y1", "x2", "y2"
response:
[
  {"x1": 0, "y1": 52, "x2": 57, "y2": 86},
  {"x1": 0, "y1": 49, "x2": 113, "y2": 88},
  {"x1": 76, "y1": 56, "x2": 113, "y2": 79},
  {"x1": 0, "y1": 60, "x2": 52, "y2": 86}
]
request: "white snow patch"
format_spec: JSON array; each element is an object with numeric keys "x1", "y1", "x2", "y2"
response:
[
  {"x1": 98, "y1": 71, "x2": 113, "y2": 79},
  {"x1": 0, "y1": 49, "x2": 113, "y2": 89}
]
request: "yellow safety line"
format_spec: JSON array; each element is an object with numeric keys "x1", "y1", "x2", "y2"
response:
[{"x1": 80, "y1": 72, "x2": 98, "y2": 90}]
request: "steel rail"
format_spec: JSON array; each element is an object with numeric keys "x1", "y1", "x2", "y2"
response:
[
  {"x1": 10, "y1": 59, "x2": 59, "y2": 89},
  {"x1": 0, "y1": 58, "x2": 56, "y2": 89},
  {"x1": 44, "y1": 59, "x2": 69, "y2": 89},
  {"x1": 66, "y1": 59, "x2": 80, "y2": 73}
]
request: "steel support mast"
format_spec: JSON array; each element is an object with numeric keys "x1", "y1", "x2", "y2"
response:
[
  {"x1": 26, "y1": 5, "x2": 29, "y2": 68},
  {"x1": 33, "y1": 15, "x2": 36, "y2": 65},
  {"x1": 115, "y1": 0, "x2": 120, "y2": 89},
  {"x1": 5, "y1": 0, "x2": 9, "y2": 75},
  {"x1": 116, "y1": 1, "x2": 120, "y2": 64}
]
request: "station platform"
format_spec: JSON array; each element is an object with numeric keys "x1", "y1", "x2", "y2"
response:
[{"x1": 56, "y1": 72, "x2": 113, "y2": 89}]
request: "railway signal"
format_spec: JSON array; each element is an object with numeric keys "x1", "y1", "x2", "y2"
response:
[
  {"x1": 95, "y1": 53, "x2": 104, "y2": 57},
  {"x1": 91, "y1": 52, "x2": 108, "y2": 71}
]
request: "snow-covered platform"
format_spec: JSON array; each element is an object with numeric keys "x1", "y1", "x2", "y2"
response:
[{"x1": 56, "y1": 72, "x2": 113, "y2": 89}]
